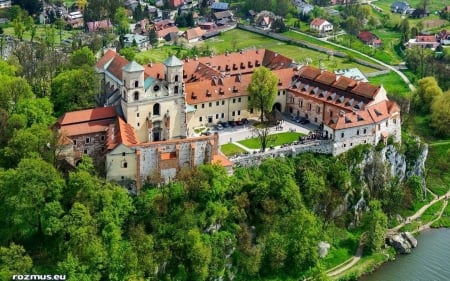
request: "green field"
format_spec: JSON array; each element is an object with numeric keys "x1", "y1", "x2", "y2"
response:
[
  {"x1": 136, "y1": 29, "x2": 380, "y2": 73},
  {"x1": 322, "y1": 227, "x2": 361, "y2": 270},
  {"x1": 2, "y1": 25, "x2": 76, "y2": 45},
  {"x1": 368, "y1": 71, "x2": 411, "y2": 96},
  {"x1": 220, "y1": 143, "x2": 246, "y2": 156},
  {"x1": 432, "y1": 201, "x2": 450, "y2": 228},
  {"x1": 238, "y1": 132, "x2": 304, "y2": 149}
]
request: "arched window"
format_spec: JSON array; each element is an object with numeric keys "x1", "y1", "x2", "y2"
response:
[
  {"x1": 134, "y1": 91, "x2": 139, "y2": 101},
  {"x1": 153, "y1": 103, "x2": 160, "y2": 116},
  {"x1": 135, "y1": 81, "x2": 139, "y2": 88},
  {"x1": 175, "y1": 75, "x2": 179, "y2": 82}
]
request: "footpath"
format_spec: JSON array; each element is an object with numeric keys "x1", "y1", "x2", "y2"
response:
[{"x1": 327, "y1": 188, "x2": 450, "y2": 278}]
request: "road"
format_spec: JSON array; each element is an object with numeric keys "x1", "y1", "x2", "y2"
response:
[{"x1": 289, "y1": 30, "x2": 416, "y2": 92}]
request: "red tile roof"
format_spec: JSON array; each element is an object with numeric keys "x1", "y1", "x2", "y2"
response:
[
  {"x1": 311, "y1": 18, "x2": 327, "y2": 26},
  {"x1": 184, "y1": 27, "x2": 205, "y2": 41},
  {"x1": 416, "y1": 35, "x2": 437, "y2": 42},
  {"x1": 57, "y1": 107, "x2": 117, "y2": 126},
  {"x1": 157, "y1": 26, "x2": 179, "y2": 39},
  {"x1": 212, "y1": 154, "x2": 233, "y2": 167}
]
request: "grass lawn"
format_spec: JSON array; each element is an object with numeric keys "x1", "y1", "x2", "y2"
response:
[
  {"x1": 322, "y1": 227, "x2": 361, "y2": 270},
  {"x1": 220, "y1": 143, "x2": 246, "y2": 157},
  {"x1": 332, "y1": 251, "x2": 388, "y2": 280},
  {"x1": 400, "y1": 194, "x2": 433, "y2": 219},
  {"x1": 426, "y1": 142, "x2": 450, "y2": 196},
  {"x1": 238, "y1": 132, "x2": 304, "y2": 149},
  {"x1": 2, "y1": 25, "x2": 76, "y2": 45},
  {"x1": 421, "y1": 200, "x2": 444, "y2": 222},
  {"x1": 136, "y1": 29, "x2": 380, "y2": 73},
  {"x1": 431, "y1": 201, "x2": 450, "y2": 228},
  {"x1": 368, "y1": 71, "x2": 411, "y2": 97}
]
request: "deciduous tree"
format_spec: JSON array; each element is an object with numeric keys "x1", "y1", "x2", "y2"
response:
[{"x1": 247, "y1": 66, "x2": 278, "y2": 123}]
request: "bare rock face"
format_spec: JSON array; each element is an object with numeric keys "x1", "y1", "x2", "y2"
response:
[
  {"x1": 318, "y1": 241, "x2": 331, "y2": 258},
  {"x1": 387, "y1": 232, "x2": 417, "y2": 254}
]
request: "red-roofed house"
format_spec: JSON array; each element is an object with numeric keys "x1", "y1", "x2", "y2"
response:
[
  {"x1": 358, "y1": 31, "x2": 382, "y2": 47},
  {"x1": 183, "y1": 27, "x2": 205, "y2": 43},
  {"x1": 407, "y1": 35, "x2": 440, "y2": 49},
  {"x1": 310, "y1": 18, "x2": 333, "y2": 34}
]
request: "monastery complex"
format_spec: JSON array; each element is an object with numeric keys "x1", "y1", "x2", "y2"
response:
[{"x1": 54, "y1": 48, "x2": 401, "y2": 191}]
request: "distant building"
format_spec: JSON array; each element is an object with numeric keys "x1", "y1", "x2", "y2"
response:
[
  {"x1": 391, "y1": 1, "x2": 414, "y2": 14},
  {"x1": 407, "y1": 35, "x2": 439, "y2": 49},
  {"x1": 0, "y1": 0, "x2": 11, "y2": 9},
  {"x1": 335, "y1": 68, "x2": 369, "y2": 82},
  {"x1": 183, "y1": 27, "x2": 205, "y2": 43},
  {"x1": 123, "y1": 34, "x2": 150, "y2": 49},
  {"x1": 86, "y1": 19, "x2": 112, "y2": 32},
  {"x1": 358, "y1": 31, "x2": 382, "y2": 47},
  {"x1": 211, "y1": 2, "x2": 229, "y2": 12},
  {"x1": 310, "y1": 18, "x2": 333, "y2": 34}
]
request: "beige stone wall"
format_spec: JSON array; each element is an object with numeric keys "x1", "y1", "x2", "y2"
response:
[{"x1": 106, "y1": 144, "x2": 138, "y2": 182}]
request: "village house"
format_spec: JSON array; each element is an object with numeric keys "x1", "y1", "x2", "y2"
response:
[
  {"x1": 390, "y1": 1, "x2": 414, "y2": 14},
  {"x1": 213, "y1": 10, "x2": 234, "y2": 26},
  {"x1": 152, "y1": 19, "x2": 179, "y2": 41},
  {"x1": 407, "y1": 35, "x2": 440, "y2": 49},
  {"x1": 211, "y1": 2, "x2": 229, "y2": 13},
  {"x1": 86, "y1": 19, "x2": 112, "y2": 32},
  {"x1": 310, "y1": 18, "x2": 333, "y2": 35},
  {"x1": 123, "y1": 34, "x2": 150, "y2": 49},
  {"x1": 183, "y1": 27, "x2": 205, "y2": 43},
  {"x1": 358, "y1": 31, "x2": 382, "y2": 47},
  {"x1": 0, "y1": 0, "x2": 11, "y2": 9}
]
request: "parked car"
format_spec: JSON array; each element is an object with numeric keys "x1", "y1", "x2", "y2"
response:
[
  {"x1": 215, "y1": 123, "x2": 224, "y2": 130},
  {"x1": 235, "y1": 120, "x2": 243, "y2": 126},
  {"x1": 241, "y1": 118, "x2": 249, "y2": 125},
  {"x1": 201, "y1": 131, "x2": 212, "y2": 136},
  {"x1": 221, "y1": 121, "x2": 230, "y2": 128},
  {"x1": 228, "y1": 121, "x2": 236, "y2": 127},
  {"x1": 300, "y1": 119, "x2": 310, "y2": 124},
  {"x1": 294, "y1": 116, "x2": 302, "y2": 123}
]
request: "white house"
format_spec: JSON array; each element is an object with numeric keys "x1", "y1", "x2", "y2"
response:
[{"x1": 310, "y1": 18, "x2": 333, "y2": 34}]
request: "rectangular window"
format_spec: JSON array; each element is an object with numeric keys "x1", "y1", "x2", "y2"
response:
[
  {"x1": 386, "y1": 121, "x2": 389, "y2": 126},
  {"x1": 137, "y1": 112, "x2": 140, "y2": 117},
  {"x1": 238, "y1": 97, "x2": 241, "y2": 102},
  {"x1": 83, "y1": 149, "x2": 88, "y2": 154},
  {"x1": 216, "y1": 101, "x2": 219, "y2": 106},
  {"x1": 317, "y1": 106, "x2": 320, "y2": 113},
  {"x1": 85, "y1": 137, "x2": 90, "y2": 144},
  {"x1": 341, "y1": 132, "x2": 344, "y2": 138},
  {"x1": 232, "y1": 111, "x2": 235, "y2": 117},
  {"x1": 216, "y1": 114, "x2": 219, "y2": 119},
  {"x1": 309, "y1": 104, "x2": 312, "y2": 110},
  {"x1": 194, "y1": 105, "x2": 197, "y2": 109},
  {"x1": 238, "y1": 110, "x2": 241, "y2": 115},
  {"x1": 277, "y1": 91, "x2": 280, "y2": 96},
  {"x1": 250, "y1": 108, "x2": 254, "y2": 113},
  {"x1": 73, "y1": 140, "x2": 77, "y2": 145},
  {"x1": 221, "y1": 113, "x2": 224, "y2": 118},
  {"x1": 222, "y1": 100, "x2": 225, "y2": 105},
  {"x1": 202, "y1": 103, "x2": 205, "y2": 108},
  {"x1": 209, "y1": 102, "x2": 212, "y2": 107},
  {"x1": 121, "y1": 161, "x2": 128, "y2": 168},
  {"x1": 233, "y1": 98, "x2": 236, "y2": 103},
  {"x1": 101, "y1": 135, "x2": 105, "y2": 141},
  {"x1": 199, "y1": 116, "x2": 203, "y2": 122},
  {"x1": 364, "y1": 128, "x2": 367, "y2": 134}
]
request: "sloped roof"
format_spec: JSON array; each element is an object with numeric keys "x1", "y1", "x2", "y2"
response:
[
  {"x1": 212, "y1": 154, "x2": 233, "y2": 167},
  {"x1": 164, "y1": 55, "x2": 183, "y2": 67},
  {"x1": 184, "y1": 27, "x2": 205, "y2": 40},
  {"x1": 123, "y1": 61, "x2": 145, "y2": 72},
  {"x1": 57, "y1": 107, "x2": 117, "y2": 126},
  {"x1": 311, "y1": 18, "x2": 329, "y2": 26},
  {"x1": 211, "y1": 2, "x2": 229, "y2": 10}
]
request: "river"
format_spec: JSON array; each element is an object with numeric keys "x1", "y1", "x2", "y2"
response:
[{"x1": 359, "y1": 228, "x2": 450, "y2": 281}]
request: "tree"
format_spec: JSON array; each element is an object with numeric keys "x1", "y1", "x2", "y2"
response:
[
  {"x1": 119, "y1": 47, "x2": 136, "y2": 61},
  {"x1": 364, "y1": 200, "x2": 387, "y2": 252},
  {"x1": 247, "y1": 66, "x2": 278, "y2": 123},
  {"x1": 51, "y1": 66, "x2": 99, "y2": 115},
  {"x1": 148, "y1": 28, "x2": 158, "y2": 47},
  {"x1": 15, "y1": 97, "x2": 55, "y2": 127},
  {"x1": 399, "y1": 19, "x2": 410, "y2": 43},
  {"x1": 430, "y1": 91, "x2": 450, "y2": 137},
  {"x1": 69, "y1": 46, "x2": 96, "y2": 68},
  {"x1": 0, "y1": 243, "x2": 33, "y2": 280},
  {"x1": 0, "y1": 157, "x2": 64, "y2": 240},
  {"x1": 13, "y1": 15, "x2": 25, "y2": 41},
  {"x1": 12, "y1": 0, "x2": 42, "y2": 16},
  {"x1": 77, "y1": 0, "x2": 88, "y2": 11},
  {"x1": 114, "y1": 7, "x2": 130, "y2": 35},
  {"x1": 413, "y1": 76, "x2": 443, "y2": 113},
  {"x1": 3, "y1": 123, "x2": 55, "y2": 168},
  {"x1": 252, "y1": 126, "x2": 277, "y2": 152}
]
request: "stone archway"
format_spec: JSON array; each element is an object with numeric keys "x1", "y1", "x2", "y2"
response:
[{"x1": 272, "y1": 102, "x2": 282, "y2": 112}]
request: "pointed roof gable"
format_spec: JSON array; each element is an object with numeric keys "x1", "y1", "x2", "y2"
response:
[
  {"x1": 122, "y1": 61, "x2": 144, "y2": 72},
  {"x1": 164, "y1": 55, "x2": 183, "y2": 67}
]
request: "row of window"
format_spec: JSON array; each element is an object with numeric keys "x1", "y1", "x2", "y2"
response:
[
  {"x1": 73, "y1": 135, "x2": 106, "y2": 146},
  {"x1": 198, "y1": 110, "x2": 243, "y2": 122},
  {"x1": 194, "y1": 97, "x2": 243, "y2": 110}
]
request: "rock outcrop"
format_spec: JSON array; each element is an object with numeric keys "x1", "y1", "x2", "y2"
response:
[
  {"x1": 387, "y1": 232, "x2": 418, "y2": 254},
  {"x1": 318, "y1": 241, "x2": 331, "y2": 258}
]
